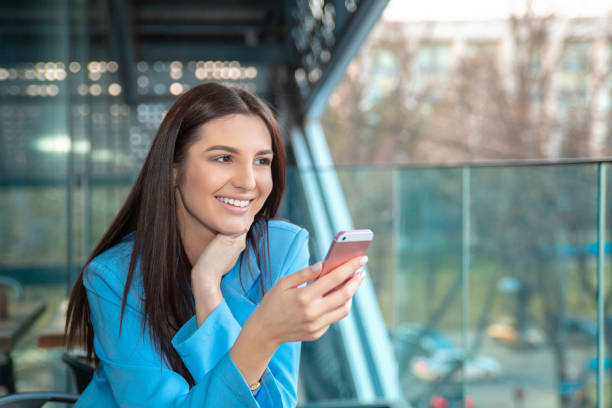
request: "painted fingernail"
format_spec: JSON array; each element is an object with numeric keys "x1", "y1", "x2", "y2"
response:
[
  {"x1": 355, "y1": 270, "x2": 365, "y2": 279},
  {"x1": 359, "y1": 256, "x2": 368, "y2": 266},
  {"x1": 311, "y1": 262, "x2": 322, "y2": 273}
]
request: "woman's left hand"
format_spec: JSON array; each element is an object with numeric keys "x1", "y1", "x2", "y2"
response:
[
  {"x1": 246, "y1": 256, "x2": 366, "y2": 346},
  {"x1": 191, "y1": 230, "x2": 248, "y2": 326},
  {"x1": 191, "y1": 232, "x2": 247, "y2": 286}
]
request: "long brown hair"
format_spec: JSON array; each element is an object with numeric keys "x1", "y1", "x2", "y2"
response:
[{"x1": 65, "y1": 82, "x2": 286, "y2": 386}]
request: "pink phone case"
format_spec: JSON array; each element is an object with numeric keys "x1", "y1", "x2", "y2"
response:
[{"x1": 320, "y1": 229, "x2": 373, "y2": 276}]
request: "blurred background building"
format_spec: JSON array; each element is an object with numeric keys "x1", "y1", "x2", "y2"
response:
[
  {"x1": 1, "y1": 1, "x2": 612, "y2": 407},
  {"x1": 323, "y1": 1, "x2": 612, "y2": 164}
]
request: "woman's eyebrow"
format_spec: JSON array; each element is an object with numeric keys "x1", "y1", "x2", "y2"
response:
[
  {"x1": 205, "y1": 145, "x2": 273, "y2": 156},
  {"x1": 205, "y1": 145, "x2": 239, "y2": 153}
]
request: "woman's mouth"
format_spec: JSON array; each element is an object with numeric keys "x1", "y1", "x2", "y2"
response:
[{"x1": 215, "y1": 196, "x2": 252, "y2": 209}]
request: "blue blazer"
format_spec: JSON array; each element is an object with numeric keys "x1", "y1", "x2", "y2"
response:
[{"x1": 76, "y1": 220, "x2": 310, "y2": 407}]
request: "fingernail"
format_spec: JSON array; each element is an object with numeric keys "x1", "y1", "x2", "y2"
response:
[
  {"x1": 355, "y1": 270, "x2": 365, "y2": 279},
  {"x1": 311, "y1": 262, "x2": 322, "y2": 273},
  {"x1": 359, "y1": 256, "x2": 368, "y2": 266}
]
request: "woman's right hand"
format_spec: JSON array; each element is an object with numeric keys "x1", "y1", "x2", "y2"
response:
[
  {"x1": 229, "y1": 256, "x2": 367, "y2": 386},
  {"x1": 246, "y1": 255, "x2": 367, "y2": 347}
]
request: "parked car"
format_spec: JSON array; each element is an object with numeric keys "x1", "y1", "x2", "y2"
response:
[
  {"x1": 487, "y1": 317, "x2": 546, "y2": 348},
  {"x1": 412, "y1": 348, "x2": 502, "y2": 383},
  {"x1": 391, "y1": 323, "x2": 454, "y2": 376},
  {"x1": 564, "y1": 317, "x2": 597, "y2": 346},
  {"x1": 487, "y1": 316, "x2": 597, "y2": 348},
  {"x1": 391, "y1": 324, "x2": 454, "y2": 355},
  {"x1": 391, "y1": 323, "x2": 502, "y2": 383}
]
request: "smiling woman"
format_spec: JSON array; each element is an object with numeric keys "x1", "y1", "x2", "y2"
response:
[
  {"x1": 174, "y1": 114, "x2": 274, "y2": 253},
  {"x1": 64, "y1": 82, "x2": 366, "y2": 408}
]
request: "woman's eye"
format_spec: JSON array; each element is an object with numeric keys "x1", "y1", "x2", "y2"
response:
[
  {"x1": 255, "y1": 157, "x2": 271, "y2": 166},
  {"x1": 215, "y1": 155, "x2": 231, "y2": 163}
]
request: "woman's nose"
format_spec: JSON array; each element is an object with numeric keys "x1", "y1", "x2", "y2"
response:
[{"x1": 231, "y1": 163, "x2": 256, "y2": 190}]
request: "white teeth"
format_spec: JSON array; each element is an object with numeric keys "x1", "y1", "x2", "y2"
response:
[{"x1": 217, "y1": 197, "x2": 249, "y2": 208}]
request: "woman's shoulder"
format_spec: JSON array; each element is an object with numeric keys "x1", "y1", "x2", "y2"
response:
[
  {"x1": 92, "y1": 232, "x2": 135, "y2": 266},
  {"x1": 266, "y1": 219, "x2": 309, "y2": 248},
  {"x1": 267, "y1": 219, "x2": 306, "y2": 234},
  {"x1": 264, "y1": 220, "x2": 310, "y2": 275},
  {"x1": 83, "y1": 232, "x2": 136, "y2": 295}
]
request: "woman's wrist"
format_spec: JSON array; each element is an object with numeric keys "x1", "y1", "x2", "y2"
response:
[
  {"x1": 230, "y1": 317, "x2": 280, "y2": 387},
  {"x1": 191, "y1": 271, "x2": 223, "y2": 326},
  {"x1": 243, "y1": 313, "x2": 280, "y2": 350}
]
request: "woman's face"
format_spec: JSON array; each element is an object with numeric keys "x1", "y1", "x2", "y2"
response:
[{"x1": 175, "y1": 113, "x2": 274, "y2": 239}]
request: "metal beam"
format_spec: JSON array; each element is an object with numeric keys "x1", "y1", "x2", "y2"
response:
[
  {"x1": 596, "y1": 162, "x2": 607, "y2": 408},
  {"x1": 135, "y1": 4, "x2": 270, "y2": 22},
  {"x1": 100, "y1": 0, "x2": 138, "y2": 105},
  {"x1": 282, "y1": 0, "x2": 299, "y2": 71},
  {"x1": 302, "y1": 119, "x2": 403, "y2": 402},
  {"x1": 136, "y1": 43, "x2": 295, "y2": 65},
  {"x1": 136, "y1": 24, "x2": 268, "y2": 36},
  {"x1": 304, "y1": 0, "x2": 389, "y2": 118},
  {"x1": 291, "y1": 126, "x2": 376, "y2": 401}
]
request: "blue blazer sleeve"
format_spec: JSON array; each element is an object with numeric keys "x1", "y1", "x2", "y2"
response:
[
  {"x1": 83, "y1": 260, "x2": 259, "y2": 407},
  {"x1": 81, "y1": 226, "x2": 309, "y2": 408}
]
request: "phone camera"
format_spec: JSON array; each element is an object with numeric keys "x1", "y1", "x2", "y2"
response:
[{"x1": 342, "y1": 236, "x2": 346, "y2": 241}]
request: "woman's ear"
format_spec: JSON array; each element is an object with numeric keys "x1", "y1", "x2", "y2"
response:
[{"x1": 173, "y1": 166, "x2": 178, "y2": 186}]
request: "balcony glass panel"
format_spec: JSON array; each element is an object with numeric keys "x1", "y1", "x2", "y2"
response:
[
  {"x1": 468, "y1": 164, "x2": 598, "y2": 407},
  {"x1": 319, "y1": 163, "x2": 607, "y2": 407}
]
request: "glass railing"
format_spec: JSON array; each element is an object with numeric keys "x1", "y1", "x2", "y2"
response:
[
  {"x1": 1, "y1": 161, "x2": 610, "y2": 408},
  {"x1": 291, "y1": 161, "x2": 611, "y2": 408}
]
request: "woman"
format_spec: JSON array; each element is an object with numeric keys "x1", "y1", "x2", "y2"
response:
[{"x1": 65, "y1": 82, "x2": 366, "y2": 407}]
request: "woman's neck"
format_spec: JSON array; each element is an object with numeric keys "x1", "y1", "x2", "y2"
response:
[
  {"x1": 176, "y1": 212, "x2": 216, "y2": 266},
  {"x1": 182, "y1": 231, "x2": 213, "y2": 266},
  {"x1": 174, "y1": 188, "x2": 217, "y2": 265}
]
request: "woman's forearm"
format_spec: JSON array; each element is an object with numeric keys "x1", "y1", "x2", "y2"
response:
[
  {"x1": 191, "y1": 274, "x2": 278, "y2": 386},
  {"x1": 229, "y1": 316, "x2": 280, "y2": 386}
]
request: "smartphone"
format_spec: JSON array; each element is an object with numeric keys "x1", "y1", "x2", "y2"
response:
[{"x1": 320, "y1": 229, "x2": 374, "y2": 276}]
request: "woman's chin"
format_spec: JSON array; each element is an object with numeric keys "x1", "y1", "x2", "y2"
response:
[{"x1": 215, "y1": 223, "x2": 252, "y2": 237}]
